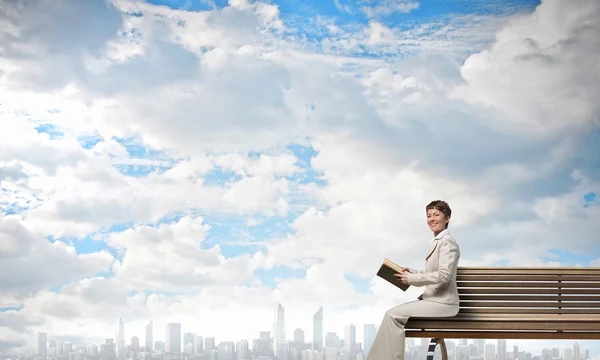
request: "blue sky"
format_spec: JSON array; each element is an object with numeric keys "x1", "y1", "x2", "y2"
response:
[
  {"x1": 45, "y1": 133, "x2": 328, "y2": 290},
  {"x1": 147, "y1": 0, "x2": 541, "y2": 22},
  {"x1": 13, "y1": 66, "x2": 600, "y2": 298}
]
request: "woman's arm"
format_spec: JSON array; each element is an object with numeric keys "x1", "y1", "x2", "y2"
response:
[
  {"x1": 408, "y1": 268, "x2": 423, "y2": 274},
  {"x1": 405, "y1": 238, "x2": 460, "y2": 286}
]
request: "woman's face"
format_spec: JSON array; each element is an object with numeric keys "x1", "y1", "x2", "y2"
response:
[{"x1": 426, "y1": 207, "x2": 448, "y2": 234}]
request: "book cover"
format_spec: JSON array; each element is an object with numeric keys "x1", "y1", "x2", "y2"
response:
[{"x1": 376, "y1": 258, "x2": 410, "y2": 291}]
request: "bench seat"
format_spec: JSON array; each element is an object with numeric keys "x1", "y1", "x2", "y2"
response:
[{"x1": 403, "y1": 266, "x2": 600, "y2": 357}]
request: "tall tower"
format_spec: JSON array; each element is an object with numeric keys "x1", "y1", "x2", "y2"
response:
[
  {"x1": 145, "y1": 320, "x2": 153, "y2": 353},
  {"x1": 475, "y1": 339, "x2": 485, "y2": 357},
  {"x1": 344, "y1": 324, "x2": 356, "y2": 360},
  {"x1": 497, "y1": 340, "x2": 507, "y2": 360},
  {"x1": 116, "y1": 318, "x2": 125, "y2": 360},
  {"x1": 312, "y1": 305, "x2": 323, "y2": 351},
  {"x1": 363, "y1": 324, "x2": 376, "y2": 357},
  {"x1": 485, "y1": 343, "x2": 496, "y2": 360},
  {"x1": 166, "y1": 323, "x2": 182, "y2": 354},
  {"x1": 274, "y1": 303, "x2": 285, "y2": 343},
  {"x1": 37, "y1": 332, "x2": 47, "y2": 360},
  {"x1": 273, "y1": 303, "x2": 286, "y2": 360}
]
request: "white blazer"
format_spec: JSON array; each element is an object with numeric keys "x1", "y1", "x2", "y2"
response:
[{"x1": 406, "y1": 229, "x2": 461, "y2": 305}]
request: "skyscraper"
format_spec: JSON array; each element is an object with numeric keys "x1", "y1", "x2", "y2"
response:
[
  {"x1": 146, "y1": 320, "x2": 153, "y2": 353},
  {"x1": 131, "y1": 337, "x2": 140, "y2": 352},
  {"x1": 475, "y1": 339, "x2": 485, "y2": 358},
  {"x1": 363, "y1": 324, "x2": 376, "y2": 357},
  {"x1": 274, "y1": 303, "x2": 285, "y2": 345},
  {"x1": 274, "y1": 303, "x2": 286, "y2": 360},
  {"x1": 166, "y1": 323, "x2": 182, "y2": 354},
  {"x1": 498, "y1": 340, "x2": 507, "y2": 360},
  {"x1": 205, "y1": 337, "x2": 216, "y2": 352},
  {"x1": 344, "y1": 324, "x2": 356, "y2": 360},
  {"x1": 37, "y1": 332, "x2": 47, "y2": 360},
  {"x1": 195, "y1": 335, "x2": 204, "y2": 354},
  {"x1": 542, "y1": 348, "x2": 552, "y2": 360},
  {"x1": 236, "y1": 340, "x2": 250, "y2": 360},
  {"x1": 456, "y1": 345, "x2": 470, "y2": 360},
  {"x1": 313, "y1": 305, "x2": 323, "y2": 351},
  {"x1": 294, "y1": 328, "x2": 305, "y2": 344},
  {"x1": 116, "y1": 318, "x2": 125, "y2": 360},
  {"x1": 485, "y1": 343, "x2": 496, "y2": 360},
  {"x1": 574, "y1": 343, "x2": 581, "y2": 360},
  {"x1": 184, "y1": 332, "x2": 196, "y2": 355},
  {"x1": 218, "y1": 342, "x2": 235, "y2": 360}
]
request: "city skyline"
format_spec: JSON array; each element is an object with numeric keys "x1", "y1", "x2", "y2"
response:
[
  {"x1": 29, "y1": 326, "x2": 596, "y2": 360},
  {"x1": 22, "y1": 302, "x2": 600, "y2": 359}
]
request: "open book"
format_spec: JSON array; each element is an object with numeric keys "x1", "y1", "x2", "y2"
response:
[{"x1": 376, "y1": 258, "x2": 410, "y2": 291}]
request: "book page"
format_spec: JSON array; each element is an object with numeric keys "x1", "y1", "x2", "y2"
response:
[{"x1": 383, "y1": 258, "x2": 403, "y2": 272}]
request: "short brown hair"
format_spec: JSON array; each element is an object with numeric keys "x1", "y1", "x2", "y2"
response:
[{"x1": 426, "y1": 200, "x2": 452, "y2": 229}]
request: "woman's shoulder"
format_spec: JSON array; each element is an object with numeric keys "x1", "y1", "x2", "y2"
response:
[{"x1": 439, "y1": 231, "x2": 459, "y2": 246}]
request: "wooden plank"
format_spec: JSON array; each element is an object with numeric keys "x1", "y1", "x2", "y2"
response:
[
  {"x1": 458, "y1": 295, "x2": 600, "y2": 301},
  {"x1": 459, "y1": 301, "x2": 600, "y2": 308},
  {"x1": 457, "y1": 282, "x2": 600, "y2": 288},
  {"x1": 457, "y1": 275, "x2": 600, "y2": 282},
  {"x1": 404, "y1": 321, "x2": 600, "y2": 331},
  {"x1": 457, "y1": 266, "x2": 600, "y2": 269},
  {"x1": 458, "y1": 308, "x2": 600, "y2": 314},
  {"x1": 416, "y1": 314, "x2": 600, "y2": 322},
  {"x1": 457, "y1": 268, "x2": 600, "y2": 275},
  {"x1": 458, "y1": 288, "x2": 600, "y2": 295},
  {"x1": 405, "y1": 331, "x2": 600, "y2": 340}
]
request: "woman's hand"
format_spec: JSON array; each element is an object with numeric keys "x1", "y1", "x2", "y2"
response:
[{"x1": 393, "y1": 268, "x2": 410, "y2": 284}]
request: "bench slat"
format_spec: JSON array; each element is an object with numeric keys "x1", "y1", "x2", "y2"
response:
[
  {"x1": 460, "y1": 301, "x2": 600, "y2": 308},
  {"x1": 458, "y1": 281, "x2": 600, "y2": 288},
  {"x1": 457, "y1": 275, "x2": 600, "y2": 281},
  {"x1": 459, "y1": 295, "x2": 600, "y2": 301},
  {"x1": 457, "y1": 268, "x2": 600, "y2": 275},
  {"x1": 458, "y1": 288, "x2": 600, "y2": 295},
  {"x1": 423, "y1": 314, "x2": 600, "y2": 321},
  {"x1": 458, "y1": 308, "x2": 600, "y2": 314},
  {"x1": 404, "y1": 321, "x2": 600, "y2": 331},
  {"x1": 405, "y1": 331, "x2": 600, "y2": 340}
]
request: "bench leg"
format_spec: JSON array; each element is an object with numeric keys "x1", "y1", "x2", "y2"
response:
[{"x1": 426, "y1": 338, "x2": 448, "y2": 360}]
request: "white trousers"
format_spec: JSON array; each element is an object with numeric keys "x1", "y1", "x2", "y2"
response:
[{"x1": 366, "y1": 299, "x2": 459, "y2": 360}]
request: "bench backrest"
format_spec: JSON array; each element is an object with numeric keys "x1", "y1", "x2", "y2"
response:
[{"x1": 456, "y1": 267, "x2": 600, "y2": 315}]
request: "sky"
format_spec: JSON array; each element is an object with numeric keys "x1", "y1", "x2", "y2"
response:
[{"x1": 1, "y1": 0, "x2": 600, "y2": 357}]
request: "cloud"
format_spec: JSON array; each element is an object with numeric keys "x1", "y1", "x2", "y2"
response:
[
  {"x1": 359, "y1": 0, "x2": 420, "y2": 18},
  {"x1": 0, "y1": 216, "x2": 115, "y2": 300},
  {"x1": 105, "y1": 216, "x2": 266, "y2": 292},
  {"x1": 456, "y1": 0, "x2": 600, "y2": 136},
  {"x1": 0, "y1": 0, "x2": 123, "y2": 91},
  {"x1": 1, "y1": 0, "x2": 600, "y2": 357}
]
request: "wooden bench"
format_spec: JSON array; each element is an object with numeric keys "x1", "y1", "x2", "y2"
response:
[{"x1": 404, "y1": 267, "x2": 600, "y2": 360}]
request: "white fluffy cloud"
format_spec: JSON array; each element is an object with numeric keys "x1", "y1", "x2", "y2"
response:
[
  {"x1": 0, "y1": 216, "x2": 115, "y2": 306},
  {"x1": 1, "y1": 0, "x2": 600, "y2": 357},
  {"x1": 457, "y1": 0, "x2": 600, "y2": 135}
]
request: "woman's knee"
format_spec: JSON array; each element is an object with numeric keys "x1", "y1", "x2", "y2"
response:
[{"x1": 384, "y1": 308, "x2": 408, "y2": 322}]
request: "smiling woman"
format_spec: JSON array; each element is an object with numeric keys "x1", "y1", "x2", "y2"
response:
[{"x1": 367, "y1": 200, "x2": 460, "y2": 360}]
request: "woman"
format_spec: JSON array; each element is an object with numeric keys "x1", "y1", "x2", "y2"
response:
[{"x1": 366, "y1": 200, "x2": 460, "y2": 360}]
